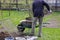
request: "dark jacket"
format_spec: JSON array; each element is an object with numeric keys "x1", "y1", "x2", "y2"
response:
[{"x1": 32, "y1": 1, "x2": 50, "y2": 17}]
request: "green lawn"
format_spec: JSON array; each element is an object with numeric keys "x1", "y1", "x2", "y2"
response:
[
  {"x1": 0, "y1": 10, "x2": 60, "y2": 40},
  {"x1": 0, "y1": 10, "x2": 29, "y2": 25},
  {"x1": 37, "y1": 28, "x2": 60, "y2": 40}
]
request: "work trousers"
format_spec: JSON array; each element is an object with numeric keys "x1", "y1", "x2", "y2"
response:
[{"x1": 31, "y1": 17, "x2": 43, "y2": 37}]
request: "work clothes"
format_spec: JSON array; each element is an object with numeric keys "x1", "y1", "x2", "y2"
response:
[
  {"x1": 32, "y1": 1, "x2": 50, "y2": 17},
  {"x1": 32, "y1": 0, "x2": 51, "y2": 37}
]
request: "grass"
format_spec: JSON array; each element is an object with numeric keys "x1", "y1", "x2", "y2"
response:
[
  {"x1": 43, "y1": 12, "x2": 60, "y2": 22},
  {"x1": 0, "y1": 10, "x2": 60, "y2": 40},
  {"x1": 37, "y1": 28, "x2": 60, "y2": 40},
  {"x1": 0, "y1": 10, "x2": 29, "y2": 25},
  {"x1": 25, "y1": 28, "x2": 60, "y2": 40},
  {"x1": 37, "y1": 12, "x2": 60, "y2": 40}
]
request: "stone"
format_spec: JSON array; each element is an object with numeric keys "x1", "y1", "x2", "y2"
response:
[
  {"x1": 16, "y1": 37, "x2": 26, "y2": 40},
  {"x1": 15, "y1": 36, "x2": 38, "y2": 40}
]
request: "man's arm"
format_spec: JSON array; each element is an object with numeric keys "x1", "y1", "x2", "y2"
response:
[
  {"x1": 43, "y1": 1, "x2": 50, "y2": 11},
  {"x1": 43, "y1": 1, "x2": 52, "y2": 13},
  {"x1": 32, "y1": 3, "x2": 35, "y2": 13}
]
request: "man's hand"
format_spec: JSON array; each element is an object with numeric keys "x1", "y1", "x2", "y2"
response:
[
  {"x1": 48, "y1": 10, "x2": 52, "y2": 14},
  {"x1": 50, "y1": 10, "x2": 52, "y2": 13}
]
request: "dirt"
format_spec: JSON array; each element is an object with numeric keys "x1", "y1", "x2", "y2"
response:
[
  {"x1": 0, "y1": 31, "x2": 23, "y2": 40},
  {"x1": 0, "y1": 31, "x2": 10, "y2": 40},
  {"x1": 0, "y1": 17, "x2": 60, "y2": 40},
  {"x1": 46, "y1": 19, "x2": 60, "y2": 28}
]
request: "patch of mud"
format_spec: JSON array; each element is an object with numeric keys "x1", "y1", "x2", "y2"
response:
[{"x1": 46, "y1": 19, "x2": 60, "y2": 28}]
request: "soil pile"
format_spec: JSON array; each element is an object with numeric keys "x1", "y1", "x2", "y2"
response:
[{"x1": 0, "y1": 32, "x2": 10, "y2": 40}]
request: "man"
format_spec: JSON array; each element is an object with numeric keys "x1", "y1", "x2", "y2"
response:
[{"x1": 31, "y1": 0, "x2": 52, "y2": 37}]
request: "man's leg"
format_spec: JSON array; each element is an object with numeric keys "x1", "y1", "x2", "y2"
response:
[
  {"x1": 31, "y1": 17, "x2": 37, "y2": 35},
  {"x1": 38, "y1": 17, "x2": 43, "y2": 37}
]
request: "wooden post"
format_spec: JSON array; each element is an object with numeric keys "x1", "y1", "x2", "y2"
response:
[
  {"x1": 16, "y1": 0, "x2": 18, "y2": 8},
  {"x1": 26, "y1": 0, "x2": 28, "y2": 5},
  {"x1": 0, "y1": 0, "x2": 1, "y2": 9},
  {"x1": 55, "y1": 0, "x2": 58, "y2": 11},
  {"x1": 3, "y1": 0, "x2": 6, "y2": 3}
]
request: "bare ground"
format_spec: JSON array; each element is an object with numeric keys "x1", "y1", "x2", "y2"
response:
[
  {"x1": 46, "y1": 18, "x2": 60, "y2": 28},
  {"x1": 0, "y1": 15, "x2": 60, "y2": 39}
]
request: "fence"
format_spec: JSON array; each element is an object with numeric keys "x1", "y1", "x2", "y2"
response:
[
  {"x1": 0, "y1": 0, "x2": 33, "y2": 10},
  {"x1": 0, "y1": 0, "x2": 60, "y2": 11},
  {"x1": 44, "y1": 0, "x2": 60, "y2": 11}
]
